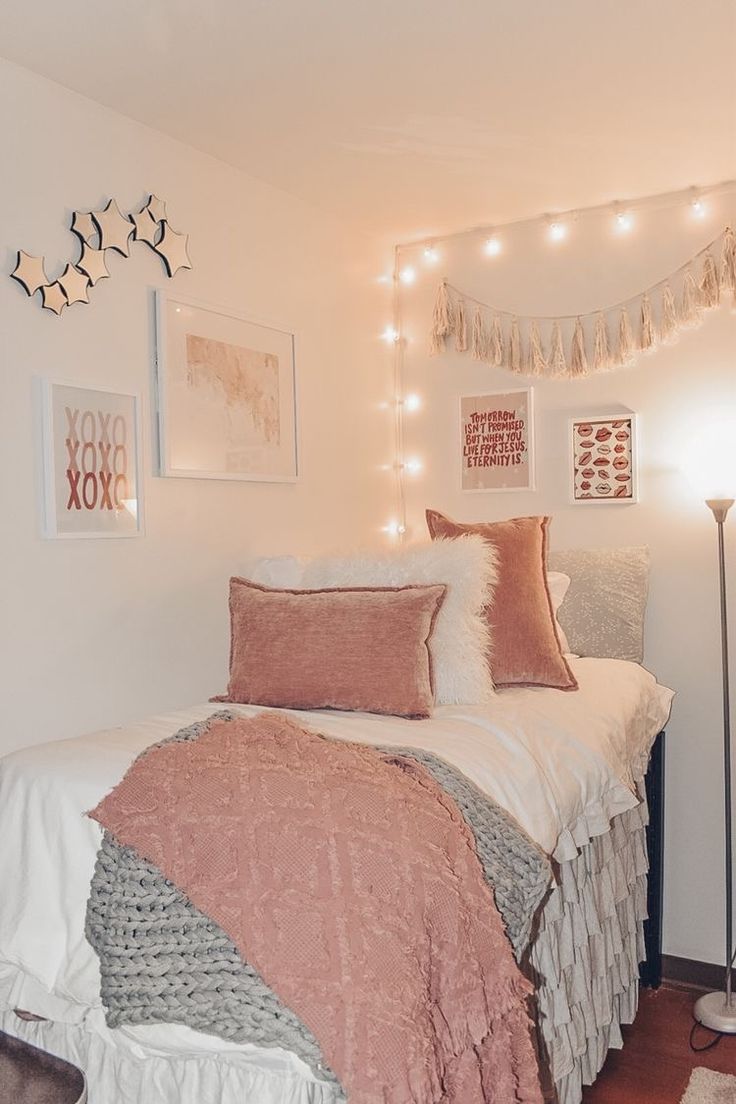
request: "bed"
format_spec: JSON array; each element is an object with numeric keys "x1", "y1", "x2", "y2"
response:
[{"x1": 0, "y1": 654, "x2": 672, "y2": 1104}]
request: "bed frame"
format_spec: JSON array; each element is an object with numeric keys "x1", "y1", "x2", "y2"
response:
[{"x1": 640, "y1": 730, "x2": 665, "y2": 989}]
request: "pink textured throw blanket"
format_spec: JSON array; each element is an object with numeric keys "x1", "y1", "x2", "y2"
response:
[{"x1": 90, "y1": 713, "x2": 542, "y2": 1104}]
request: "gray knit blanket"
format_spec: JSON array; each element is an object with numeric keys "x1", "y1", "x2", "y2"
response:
[{"x1": 86, "y1": 711, "x2": 551, "y2": 1090}]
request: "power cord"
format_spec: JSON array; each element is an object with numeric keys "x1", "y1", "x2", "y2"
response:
[{"x1": 689, "y1": 1019, "x2": 723, "y2": 1053}]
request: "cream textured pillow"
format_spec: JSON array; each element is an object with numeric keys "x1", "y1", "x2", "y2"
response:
[
  {"x1": 548, "y1": 547, "x2": 650, "y2": 662},
  {"x1": 301, "y1": 535, "x2": 498, "y2": 703},
  {"x1": 239, "y1": 555, "x2": 304, "y2": 588},
  {"x1": 547, "y1": 571, "x2": 572, "y2": 654}
]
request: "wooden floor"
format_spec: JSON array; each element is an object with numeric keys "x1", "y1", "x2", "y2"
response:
[{"x1": 583, "y1": 985, "x2": 736, "y2": 1102}]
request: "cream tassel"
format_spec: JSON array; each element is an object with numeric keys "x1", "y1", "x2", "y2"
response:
[
  {"x1": 660, "y1": 284, "x2": 678, "y2": 343},
  {"x1": 570, "y1": 317, "x2": 588, "y2": 377},
  {"x1": 700, "y1": 250, "x2": 720, "y2": 309},
  {"x1": 490, "y1": 315, "x2": 504, "y2": 366},
  {"x1": 471, "y1": 307, "x2": 487, "y2": 360},
  {"x1": 680, "y1": 267, "x2": 701, "y2": 326},
  {"x1": 720, "y1": 226, "x2": 736, "y2": 301},
  {"x1": 592, "y1": 313, "x2": 610, "y2": 372},
  {"x1": 430, "y1": 281, "x2": 454, "y2": 354},
  {"x1": 455, "y1": 299, "x2": 468, "y2": 352},
  {"x1": 549, "y1": 321, "x2": 567, "y2": 376},
  {"x1": 617, "y1": 307, "x2": 634, "y2": 365},
  {"x1": 639, "y1": 293, "x2": 655, "y2": 351},
  {"x1": 509, "y1": 317, "x2": 522, "y2": 373},
  {"x1": 528, "y1": 320, "x2": 547, "y2": 376}
]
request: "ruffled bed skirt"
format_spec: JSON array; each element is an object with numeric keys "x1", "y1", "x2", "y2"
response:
[
  {"x1": 530, "y1": 798, "x2": 649, "y2": 1104},
  {"x1": 0, "y1": 799, "x2": 649, "y2": 1104}
]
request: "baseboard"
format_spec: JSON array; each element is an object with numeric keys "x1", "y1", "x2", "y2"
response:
[{"x1": 661, "y1": 954, "x2": 726, "y2": 992}]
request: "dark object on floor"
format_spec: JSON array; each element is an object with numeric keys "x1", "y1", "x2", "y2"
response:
[
  {"x1": 640, "y1": 730, "x2": 665, "y2": 989},
  {"x1": 0, "y1": 1030, "x2": 86, "y2": 1104}
]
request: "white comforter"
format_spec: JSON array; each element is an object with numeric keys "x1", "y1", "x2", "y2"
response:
[{"x1": 0, "y1": 657, "x2": 672, "y2": 1099}]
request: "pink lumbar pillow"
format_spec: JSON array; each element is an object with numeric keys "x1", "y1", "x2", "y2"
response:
[
  {"x1": 217, "y1": 578, "x2": 447, "y2": 718},
  {"x1": 425, "y1": 510, "x2": 577, "y2": 691}
]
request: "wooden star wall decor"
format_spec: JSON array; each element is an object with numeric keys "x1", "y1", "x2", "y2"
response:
[{"x1": 10, "y1": 194, "x2": 192, "y2": 315}]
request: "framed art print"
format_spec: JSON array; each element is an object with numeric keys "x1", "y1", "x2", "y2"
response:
[
  {"x1": 39, "y1": 379, "x2": 143, "y2": 538},
  {"x1": 569, "y1": 412, "x2": 638, "y2": 504},
  {"x1": 460, "y1": 388, "x2": 535, "y2": 492},
  {"x1": 154, "y1": 292, "x2": 298, "y2": 482}
]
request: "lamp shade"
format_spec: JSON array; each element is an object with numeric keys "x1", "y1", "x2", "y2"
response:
[{"x1": 684, "y1": 422, "x2": 736, "y2": 500}]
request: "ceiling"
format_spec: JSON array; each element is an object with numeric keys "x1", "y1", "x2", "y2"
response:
[{"x1": 1, "y1": 0, "x2": 734, "y2": 244}]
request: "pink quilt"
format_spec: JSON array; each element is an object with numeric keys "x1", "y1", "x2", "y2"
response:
[{"x1": 90, "y1": 712, "x2": 543, "y2": 1103}]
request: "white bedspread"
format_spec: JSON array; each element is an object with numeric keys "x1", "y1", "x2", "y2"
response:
[{"x1": 0, "y1": 657, "x2": 672, "y2": 1100}]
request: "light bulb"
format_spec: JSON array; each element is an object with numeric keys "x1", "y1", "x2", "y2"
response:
[
  {"x1": 691, "y1": 198, "x2": 706, "y2": 219},
  {"x1": 382, "y1": 326, "x2": 399, "y2": 344},
  {"x1": 399, "y1": 266, "x2": 416, "y2": 285},
  {"x1": 404, "y1": 457, "x2": 423, "y2": 474},
  {"x1": 383, "y1": 520, "x2": 406, "y2": 537},
  {"x1": 615, "y1": 210, "x2": 633, "y2": 233},
  {"x1": 484, "y1": 236, "x2": 502, "y2": 257},
  {"x1": 548, "y1": 220, "x2": 567, "y2": 243},
  {"x1": 403, "y1": 393, "x2": 421, "y2": 412},
  {"x1": 423, "y1": 245, "x2": 439, "y2": 264}
]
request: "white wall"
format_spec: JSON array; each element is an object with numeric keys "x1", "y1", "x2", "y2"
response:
[
  {"x1": 396, "y1": 193, "x2": 736, "y2": 965},
  {"x1": 0, "y1": 60, "x2": 392, "y2": 754}
]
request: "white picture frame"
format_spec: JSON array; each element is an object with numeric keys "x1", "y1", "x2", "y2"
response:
[
  {"x1": 154, "y1": 291, "x2": 299, "y2": 482},
  {"x1": 569, "y1": 411, "x2": 639, "y2": 504},
  {"x1": 38, "y1": 378, "x2": 143, "y2": 539},
  {"x1": 459, "y1": 387, "x2": 535, "y2": 492}
]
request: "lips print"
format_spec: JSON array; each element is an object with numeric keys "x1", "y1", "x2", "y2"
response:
[
  {"x1": 593, "y1": 457, "x2": 609, "y2": 467},
  {"x1": 581, "y1": 480, "x2": 591, "y2": 490},
  {"x1": 579, "y1": 451, "x2": 592, "y2": 465},
  {"x1": 614, "y1": 444, "x2": 626, "y2": 453},
  {"x1": 582, "y1": 467, "x2": 595, "y2": 478},
  {"x1": 577, "y1": 423, "x2": 593, "y2": 436},
  {"x1": 615, "y1": 430, "x2": 629, "y2": 441},
  {"x1": 596, "y1": 483, "x2": 612, "y2": 495},
  {"x1": 613, "y1": 456, "x2": 628, "y2": 470},
  {"x1": 615, "y1": 473, "x2": 630, "y2": 482},
  {"x1": 597, "y1": 444, "x2": 611, "y2": 455},
  {"x1": 612, "y1": 420, "x2": 628, "y2": 429},
  {"x1": 580, "y1": 439, "x2": 595, "y2": 449},
  {"x1": 614, "y1": 485, "x2": 630, "y2": 498},
  {"x1": 595, "y1": 427, "x2": 612, "y2": 442}
]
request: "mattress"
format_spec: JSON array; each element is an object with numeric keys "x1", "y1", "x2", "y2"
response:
[{"x1": 0, "y1": 656, "x2": 673, "y2": 1103}]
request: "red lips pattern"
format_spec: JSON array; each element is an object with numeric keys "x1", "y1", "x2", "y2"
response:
[{"x1": 573, "y1": 417, "x2": 633, "y2": 502}]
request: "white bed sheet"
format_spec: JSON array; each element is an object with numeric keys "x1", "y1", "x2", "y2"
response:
[{"x1": 0, "y1": 657, "x2": 672, "y2": 1090}]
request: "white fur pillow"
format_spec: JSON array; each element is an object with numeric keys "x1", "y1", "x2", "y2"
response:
[
  {"x1": 301, "y1": 536, "x2": 498, "y2": 704},
  {"x1": 239, "y1": 555, "x2": 304, "y2": 588}
]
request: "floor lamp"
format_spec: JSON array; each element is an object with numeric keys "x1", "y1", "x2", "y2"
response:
[{"x1": 694, "y1": 497, "x2": 735, "y2": 1033}]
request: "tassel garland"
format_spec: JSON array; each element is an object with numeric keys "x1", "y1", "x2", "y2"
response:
[
  {"x1": 680, "y1": 268, "x2": 700, "y2": 326},
  {"x1": 455, "y1": 299, "x2": 468, "y2": 352},
  {"x1": 660, "y1": 284, "x2": 677, "y2": 343},
  {"x1": 618, "y1": 307, "x2": 634, "y2": 365},
  {"x1": 471, "y1": 307, "x2": 487, "y2": 360},
  {"x1": 720, "y1": 227, "x2": 736, "y2": 301},
  {"x1": 528, "y1": 320, "x2": 547, "y2": 376},
  {"x1": 490, "y1": 315, "x2": 504, "y2": 366},
  {"x1": 430, "y1": 281, "x2": 454, "y2": 354},
  {"x1": 570, "y1": 318, "x2": 588, "y2": 377},
  {"x1": 592, "y1": 313, "x2": 610, "y2": 372},
  {"x1": 549, "y1": 321, "x2": 567, "y2": 376},
  {"x1": 700, "y1": 251, "x2": 720, "y2": 308},
  {"x1": 509, "y1": 318, "x2": 522, "y2": 373},
  {"x1": 426, "y1": 226, "x2": 733, "y2": 378},
  {"x1": 639, "y1": 293, "x2": 655, "y2": 351}
]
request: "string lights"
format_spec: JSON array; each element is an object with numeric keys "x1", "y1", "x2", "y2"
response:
[{"x1": 484, "y1": 235, "x2": 502, "y2": 256}]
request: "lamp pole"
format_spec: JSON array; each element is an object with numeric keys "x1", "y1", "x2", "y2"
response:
[{"x1": 695, "y1": 497, "x2": 735, "y2": 1032}]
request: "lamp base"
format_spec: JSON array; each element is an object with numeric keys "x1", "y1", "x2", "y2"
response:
[{"x1": 693, "y1": 990, "x2": 736, "y2": 1033}]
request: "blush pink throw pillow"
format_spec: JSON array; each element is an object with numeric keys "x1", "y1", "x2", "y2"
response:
[
  {"x1": 217, "y1": 578, "x2": 447, "y2": 718},
  {"x1": 425, "y1": 511, "x2": 577, "y2": 691}
]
